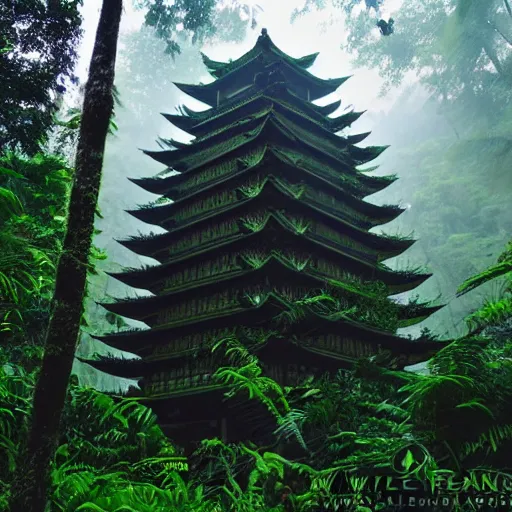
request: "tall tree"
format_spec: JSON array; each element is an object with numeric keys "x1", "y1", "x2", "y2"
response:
[{"x1": 9, "y1": 0, "x2": 123, "y2": 510}]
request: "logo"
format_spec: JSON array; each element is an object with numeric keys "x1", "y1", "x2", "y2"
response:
[{"x1": 391, "y1": 444, "x2": 430, "y2": 477}]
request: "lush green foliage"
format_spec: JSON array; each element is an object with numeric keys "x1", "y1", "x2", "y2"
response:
[
  {"x1": 1, "y1": 0, "x2": 512, "y2": 510},
  {"x1": 0, "y1": 0, "x2": 83, "y2": 155},
  {"x1": 2, "y1": 294, "x2": 512, "y2": 511},
  {"x1": 0, "y1": 152, "x2": 72, "y2": 362}
]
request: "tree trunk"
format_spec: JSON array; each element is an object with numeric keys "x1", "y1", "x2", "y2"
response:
[{"x1": 9, "y1": 1, "x2": 122, "y2": 511}]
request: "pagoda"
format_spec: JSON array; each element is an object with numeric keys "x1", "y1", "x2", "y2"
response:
[{"x1": 82, "y1": 29, "x2": 446, "y2": 447}]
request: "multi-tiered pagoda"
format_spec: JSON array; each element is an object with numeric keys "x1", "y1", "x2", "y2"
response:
[{"x1": 82, "y1": 29, "x2": 445, "y2": 447}]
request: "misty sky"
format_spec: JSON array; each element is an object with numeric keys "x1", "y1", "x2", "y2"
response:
[{"x1": 77, "y1": 0, "x2": 408, "y2": 133}]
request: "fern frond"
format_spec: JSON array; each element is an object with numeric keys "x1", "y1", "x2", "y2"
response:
[{"x1": 457, "y1": 261, "x2": 512, "y2": 297}]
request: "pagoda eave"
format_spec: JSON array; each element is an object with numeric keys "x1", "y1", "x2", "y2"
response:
[
  {"x1": 108, "y1": 260, "x2": 432, "y2": 301},
  {"x1": 201, "y1": 37, "x2": 319, "y2": 78},
  {"x1": 173, "y1": 81, "x2": 215, "y2": 107},
  {"x1": 127, "y1": 148, "x2": 401, "y2": 228},
  {"x1": 125, "y1": 207, "x2": 160, "y2": 225},
  {"x1": 346, "y1": 132, "x2": 372, "y2": 145},
  {"x1": 105, "y1": 268, "x2": 161, "y2": 291},
  {"x1": 161, "y1": 113, "x2": 194, "y2": 133},
  {"x1": 91, "y1": 295, "x2": 292, "y2": 354},
  {"x1": 142, "y1": 125, "x2": 380, "y2": 186},
  {"x1": 172, "y1": 87, "x2": 343, "y2": 140},
  {"x1": 289, "y1": 309, "x2": 447, "y2": 353},
  {"x1": 397, "y1": 303, "x2": 445, "y2": 327},
  {"x1": 289, "y1": 51, "x2": 320, "y2": 70},
  {"x1": 128, "y1": 176, "x2": 174, "y2": 195},
  {"x1": 117, "y1": 213, "x2": 388, "y2": 269},
  {"x1": 77, "y1": 356, "x2": 145, "y2": 378},
  {"x1": 102, "y1": 266, "x2": 436, "y2": 329},
  {"x1": 387, "y1": 271, "x2": 432, "y2": 295},
  {"x1": 126, "y1": 178, "x2": 414, "y2": 258},
  {"x1": 360, "y1": 174, "x2": 398, "y2": 195},
  {"x1": 316, "y1": 99, "x2": 342, "y2": 117},
  {"x1": 350, "y1": 144, "x2": 389, "y2": 163},
  {"x1": 174, "y1": 63, "x2": 350, "y2": 107},
  {"x1": 330, "y1": 110, "x2": 365, "y2": 131},
  {"x1": 99, "y1": 256, "x2": 387, "y2": 324}
]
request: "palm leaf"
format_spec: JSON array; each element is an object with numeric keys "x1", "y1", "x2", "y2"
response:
[{"x1": 457, "y1": 261, "x2": 512, "y2": 296}]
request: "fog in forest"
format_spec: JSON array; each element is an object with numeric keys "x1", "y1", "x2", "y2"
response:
[{"x1": 71, "y1": 0, "x2": 512, "y2": 390}]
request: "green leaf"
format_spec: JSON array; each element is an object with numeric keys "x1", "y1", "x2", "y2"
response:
[
  {"x1": 457, "y1": 261, "x2": 512, "y2": 296},
  {"x1": 401, "y1": 449, "x2": 415, "y2": 472},
  {"x1": 456, "y1": 399, "x2": 495, "y2": 418}
]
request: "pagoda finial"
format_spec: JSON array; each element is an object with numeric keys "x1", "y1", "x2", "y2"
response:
[{"x1": 258, "y1": 27, "x2": 270, "y2": 48}]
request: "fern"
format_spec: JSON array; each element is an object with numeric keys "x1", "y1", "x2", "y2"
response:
[
  {"x1": 462, "y1": 424, "x2": 512, "y2": 457},
  {"x1": 274, "y1": 409, "x2": 309, "y2": 452},
  {"x1": 214, "y1": 361, "x2": 290, "y2": 420},
  {"x1": 466, "y1": 296, "x2": 512, "y2": 332}
]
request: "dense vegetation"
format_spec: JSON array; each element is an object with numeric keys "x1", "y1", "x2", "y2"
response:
[{"x1": 1, "y1": 0, "x2": 511, "y2": 510}]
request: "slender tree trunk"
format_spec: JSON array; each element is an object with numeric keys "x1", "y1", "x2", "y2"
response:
[
  {"x1": 9, "y1": 1, "x2": 122, "y2": 511},
  {"x1": 504, "y1": 0, "x2": 512, "y2": 18}
]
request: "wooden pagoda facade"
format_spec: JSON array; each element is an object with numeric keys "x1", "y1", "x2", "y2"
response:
[{"x1": 82, "y1": 29, "x2": 445, "y2": 446}]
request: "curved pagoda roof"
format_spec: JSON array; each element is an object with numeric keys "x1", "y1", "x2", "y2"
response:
[
  {"x1": 85, "y1": 292, "x2": 447, "y2": 363},
  {"x1": 201, "y1": 28, "x2": 319, "y2": 79},
  {"x1": 173, "y1": 29, "x2": 349, "y2": 106},
  {"x1": 162, "y1": 85, "x2": 360, "y2": 139},
  {"x1": 97, "y1": 257, "x2": 442, "y2": 330},
  {"x1": 163, "y1": 87, "x2": 345, "y2": 138}
]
